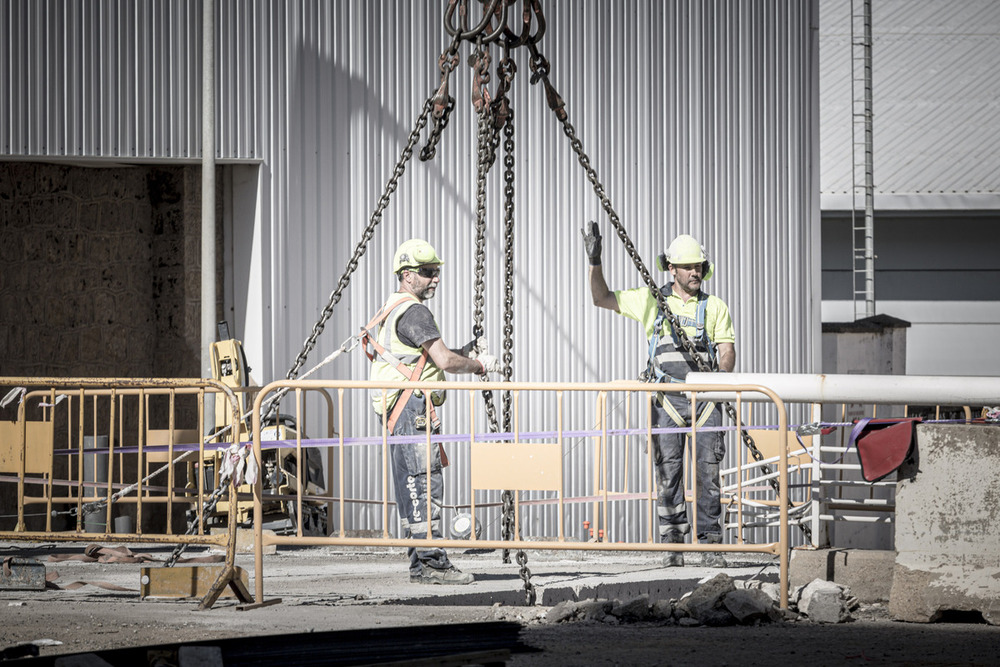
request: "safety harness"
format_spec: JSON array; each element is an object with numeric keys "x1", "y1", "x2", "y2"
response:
[
  {"x1": 360, "y1": 294, "x2": 442, "y2": 437},
  {"x1": 645, "y1": 288, "x2": 718, "y2": 428}
]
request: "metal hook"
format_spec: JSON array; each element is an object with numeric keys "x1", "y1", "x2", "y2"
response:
[
  {"x1": 444, "y1": 0, "x2": 508, "y2": 44},
  {"x1": 501, "y1": 0, "x2": 546, "y2": 49}
]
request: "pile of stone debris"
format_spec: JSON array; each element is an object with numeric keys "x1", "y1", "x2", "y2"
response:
[{"x1": 531, "y1": 574, "x2": 859, "y2": 627}]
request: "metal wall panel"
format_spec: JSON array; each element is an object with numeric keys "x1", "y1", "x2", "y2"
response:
[
  {"x1": 819, "y1": 0, "x2": 1000, "y2": 206},
  {"x1": 2, "y1": 1, "x2": 820, "y2": 545},
  {"x1": 0, "y1": 0, "x2": 254, "y2": 160}
]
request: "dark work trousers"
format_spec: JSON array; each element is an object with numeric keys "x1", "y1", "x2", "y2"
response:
[
  {"x1": 651, "y1": 391, "x2": 726, "y2": 541},
  {"x1": 385, "y1": 392, "x2": 452, "y2": 576}
]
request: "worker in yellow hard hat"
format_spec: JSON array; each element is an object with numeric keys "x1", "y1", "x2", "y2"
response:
[
  {"x1": 360, "y1": 238, "x2": 499, "y2": 585},
  {"x1": 582, "y1": 224, "x2": 735, "y2": 568}
]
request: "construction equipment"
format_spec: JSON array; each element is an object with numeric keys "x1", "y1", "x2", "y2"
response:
[{"x1": 205, "y1": 322, "x2": 327, "y2": 536}]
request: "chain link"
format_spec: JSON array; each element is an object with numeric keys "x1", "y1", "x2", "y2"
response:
[
  {"x1": 526, "y1": 41, "x2": 810, "y2": 543},
  {"x1": 270, "y1": 96, "x2": 436, "y2": 417},
  {"x1": 501, "y1": 105, "x2": 533, "y2": 603},
  {"x1": 164, "y1": 483, "x2": 229, "y2": 567},
  {"x1": 420, "y1": 37, "x2": 461, "y2": 162}
]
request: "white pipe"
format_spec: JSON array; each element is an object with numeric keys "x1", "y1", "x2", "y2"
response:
[
  {"x1": 201, "y1": 0, "x2": 216, "y2": 377},
  {"x1": 687, "y1": 372, "x2": 1000, "y2": 405},
  {"x1": 201, "y1": 0, "x2": 216, "y2": 428}
]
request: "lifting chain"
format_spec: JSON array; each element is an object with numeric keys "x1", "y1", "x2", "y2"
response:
[
  {"x1": 444, "y1": 0, "x2": 508, "y2": 44},
  {"x1": 525, "y1": 38, "x2": 811, "y2": 543},
  {"x1": 164, "y1": 483, "x2": 228, "y2": 567},
  {"x1": 271, "y1": 95, "x2": 437, "y2": 417},
  {"x1": 468, "y1": 38, "x2": 536, "y2": 606},
  {"x1": 420, "y1": 35, "x2": 462, "y2": 162}
]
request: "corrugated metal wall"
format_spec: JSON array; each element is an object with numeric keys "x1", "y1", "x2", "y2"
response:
[{"x1": 2, "y1": 1, "x2": 820, "y2": 544}]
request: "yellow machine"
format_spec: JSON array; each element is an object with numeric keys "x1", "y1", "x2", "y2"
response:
[{"x1": 206, "y1": 322, "x2": 327, "y2": 535}]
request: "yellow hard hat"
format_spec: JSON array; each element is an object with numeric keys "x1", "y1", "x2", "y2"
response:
[
  {"x1": 657, "y1": 234, "x2": 714, "y2": 280},
  {"x1": 393, "y1": 238, "x2": 444, "y2": 273}
]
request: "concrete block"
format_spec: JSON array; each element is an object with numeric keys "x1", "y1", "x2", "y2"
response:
[
  {"x1": 890, "y1": 424, "x2": 1000, "y2": 625},
  {"x1": 798, "y1": 579, "x2": 852, "y2": 623},
  {"x1": 789, "y1": 548, "x2": 895, "y2": 602}
]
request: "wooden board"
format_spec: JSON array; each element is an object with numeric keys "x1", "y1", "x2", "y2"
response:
[
  {"x1": 140, "y1": 565, "x2": 248, "y2": 600},
  {"x1": 471, "y1": 442, "x2": 561, "y2": 491}
]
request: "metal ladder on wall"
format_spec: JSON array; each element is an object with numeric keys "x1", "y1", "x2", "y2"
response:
[{"x1": 851, "y1": 0, "x2": 875, "y2": 320}]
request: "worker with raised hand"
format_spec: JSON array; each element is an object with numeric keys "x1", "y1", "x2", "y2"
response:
[
  {"x1": 362, "y1": 238, "x2": 500, "y2": 585},
  {"x1": 582, "y1": 223, "x2": 736, "y2": 567}
]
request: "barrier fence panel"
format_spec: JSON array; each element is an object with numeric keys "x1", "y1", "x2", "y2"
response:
[
  {"x1": 690, "y1": 372, "x2": 995, "y2": 550},
  {"x1": 0, "y1": 378, "x2": 247, "y2": 548},
  {"x1": 248, "y1": 379, "x2": 791, "y2": 608}
]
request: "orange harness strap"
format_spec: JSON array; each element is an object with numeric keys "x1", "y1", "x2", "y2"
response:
[{"x1": 360, "y1": 296, "x2": 444, "y2": 462}]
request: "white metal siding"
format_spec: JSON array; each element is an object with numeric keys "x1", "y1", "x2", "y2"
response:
[{"x1": 2, "y1": 1, "x2": 820, "y2": 544}]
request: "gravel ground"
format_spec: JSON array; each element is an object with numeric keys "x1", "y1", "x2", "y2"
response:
[{"x1": 2, "y1": 542, "x2": 998, "y2": 665}]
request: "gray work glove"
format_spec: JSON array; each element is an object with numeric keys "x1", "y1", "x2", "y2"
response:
[
  {"x1": 581, "y1": 221, "x2": 603, "y2": 266},
  {"x1": 476, "y1": 353, "x2": 501, "y2": 374}
]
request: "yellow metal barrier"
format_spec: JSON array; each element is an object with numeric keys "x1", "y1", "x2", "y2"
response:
[
  {"x1": 0, "y1": 378, "x2": 240, "y2": 544},
  {"x1": 247, "y1": 379, "x2": 791, "y2": 609}
]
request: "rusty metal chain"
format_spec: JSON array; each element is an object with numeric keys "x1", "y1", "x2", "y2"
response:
[
  {"x1": 469, "y1": 42, "x2": 504, "y2": 527},
  {"x1": 525, "y1": 40, "x2": 810, "y2": 543},
  {"x1": 165, "y1": 483, "x2": 228, "y2": 567},
  {"x1": 444, "y1": 0, "x2": 508, "y2": 44},
  {"x1": 270, "y1": 96, "x2": 436, "y2": 418},
  {"x1": 466, "y1": 39, "x2": 535, "y2": 603},
  {"x1": 500, "y1": 98, "x2": 534, "y2": 606},
  {"x1": 420, "y1": 36, "x2": 462, "y2": 162}
]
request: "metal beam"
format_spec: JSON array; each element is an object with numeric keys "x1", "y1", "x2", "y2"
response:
[{"x1": 688, "y1": 372, "x2": 1000, "y2": 405}]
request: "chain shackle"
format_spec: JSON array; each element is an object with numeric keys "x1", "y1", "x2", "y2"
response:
[
  {"x1": 444, "y1": 0, "x2": 508, "y2": 44},
  {"x1": 421, "y1": 36, "x2": 462, "y2": 162}
]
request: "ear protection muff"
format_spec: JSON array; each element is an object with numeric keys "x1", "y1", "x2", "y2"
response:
[{"x1": 657, "y1": 255, "x2": 714, "y2": 280}]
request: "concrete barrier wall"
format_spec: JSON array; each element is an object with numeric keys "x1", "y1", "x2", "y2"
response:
[{"x1": 890, "y1": 424, "x2": 1000, "y2": 624}]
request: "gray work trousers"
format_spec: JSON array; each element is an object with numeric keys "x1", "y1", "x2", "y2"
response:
[
  {"x1": 385, "y1": 392, "x2": 452, "y2": 576},
  {"x1": 651, "y1": 392, "x2": 725, "y2": 541}
]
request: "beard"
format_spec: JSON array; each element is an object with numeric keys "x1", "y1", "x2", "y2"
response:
[{"x1": 415, "y1": 284, "x2": 437, "y2": 301}]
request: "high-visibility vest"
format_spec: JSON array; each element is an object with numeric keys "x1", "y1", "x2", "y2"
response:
[
  {"x1": 361, "y1": 293, "x2": 445, "y2": 431},
  {"x1": 646, "y1": 288, "x2": 719, "y2": 383}
]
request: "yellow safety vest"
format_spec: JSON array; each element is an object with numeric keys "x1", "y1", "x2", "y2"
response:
[{"x1": 363, "y1": 293, "x2": 446, "y2": 420}]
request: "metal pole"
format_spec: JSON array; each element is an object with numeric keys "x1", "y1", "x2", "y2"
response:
[
  {"x1": 689, "y1": 372, "x2": 1000, "y2": 406},
  {"x1": 201, "y1": 0, "x2": 217, "y2": 430}
]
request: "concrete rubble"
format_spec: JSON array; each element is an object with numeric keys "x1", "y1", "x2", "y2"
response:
[
  {"x1": 794, "y1": 579, "x2": 858, "y2": 624},
  {"x1": 543, "y1": 573, "x2": 793, "y2": 627}
]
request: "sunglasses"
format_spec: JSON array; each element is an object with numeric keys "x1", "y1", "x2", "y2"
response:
[{"x1": 412, "y1": 266, "x2": 441, "y2": 279}]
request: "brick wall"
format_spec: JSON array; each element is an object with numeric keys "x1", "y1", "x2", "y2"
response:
[{"x1": 0, "y1": 161, "x2": 223, "y2": 531}]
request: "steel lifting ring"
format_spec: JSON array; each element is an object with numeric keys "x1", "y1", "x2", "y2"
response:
[
  {"x1": 501, "y1": 0, "x2": 546, "y2": 49},
  {"x1": 444, "y1": 0, "x2": 508, "y2": 44}
]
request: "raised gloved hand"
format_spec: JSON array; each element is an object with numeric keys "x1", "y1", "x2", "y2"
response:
[
  {"x1": 581, "y1": 221, "x2": 603, "y2": 266},
  {"x1": 476, "y1": 353, "x2": 501, "y2": 375}
]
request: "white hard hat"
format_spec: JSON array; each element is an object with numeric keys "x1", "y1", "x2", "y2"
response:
[{"x1": 657, "y1": 234, "x2": 714, "y2": 280}]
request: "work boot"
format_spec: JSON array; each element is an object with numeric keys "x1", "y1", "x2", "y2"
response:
[
  {"x1": 700, "y1": 534, "x2": 728, "y2": 568},
  {"x1": 410, "y1": 566, "x2": 474, "y2": 585},
  {"x1": 661, "y1": 531, "x2": 685, "y2": 567}
]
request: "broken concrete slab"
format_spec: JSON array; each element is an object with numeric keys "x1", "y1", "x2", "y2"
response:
[
  {"x1": 675, "y1": 573, "x2": 736, "y2": 621},
  {"x1": 890, "y1": 424, "x2": 1000, "y2": 625},
  {"x1": 611, "y1": 594, "x2": 652, "y2": 622},
  {"x1": 723, "y1": 588, "x2": 781, "y2": 624}
]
